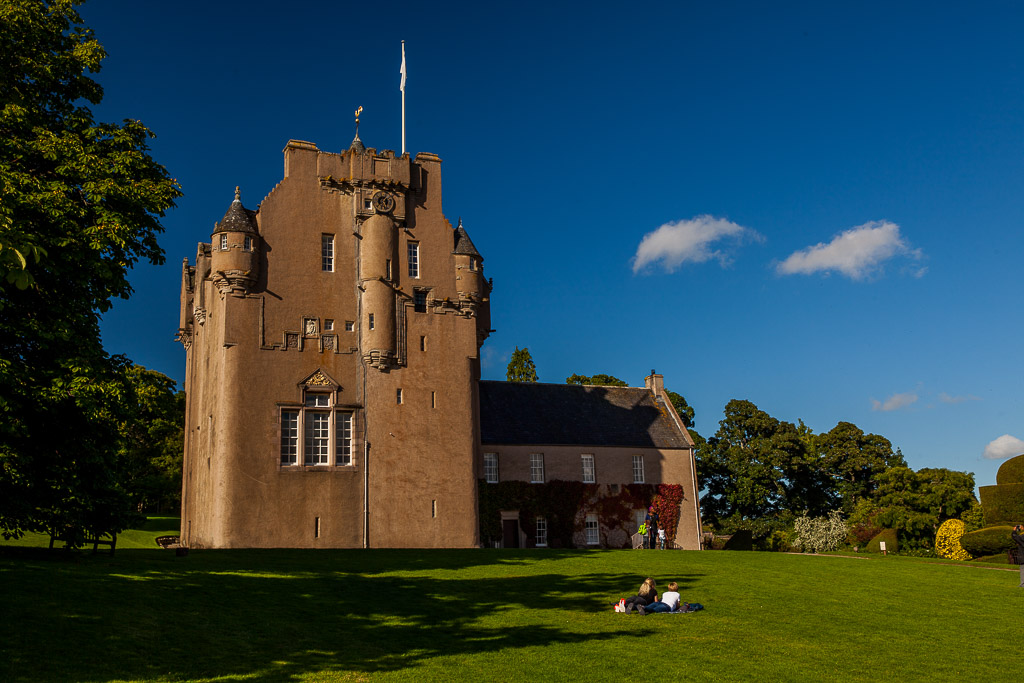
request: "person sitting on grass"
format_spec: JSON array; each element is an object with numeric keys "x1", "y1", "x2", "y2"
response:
[
  {"x1": 620, "y1": 577, "x2": 658, "y2": 614},
  {"x1": 641, "y1": 581, "x2": 681, "y2": 614}
]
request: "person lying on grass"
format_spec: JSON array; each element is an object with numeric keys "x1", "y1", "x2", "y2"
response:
[
  {"x1": 641, "y1": 581, "x2": 681, "y2": 613},
  {"x1": 618, "y1": 577, "x2": 657, "y2": 613}
]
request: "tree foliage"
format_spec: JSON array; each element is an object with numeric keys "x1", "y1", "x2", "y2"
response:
[
  {"x1": 848, "y1": 466, "x2": 977, "y2": 549},
  {"x1": 697, "y1": 399, "x2": 832, "y2": 532},
  {"x1": 666, "y1": 390, "x2": 695, "y2": 430},
  {"x1": 0, "y1": 1, "x2": 181, "y2": 541},
  {"x1": 119, "y1": 366, "x2": 185, "y2": 513},
  {"x1": 506, "y1": 347, "x2": 538, "y2": 383},
  {"x1": 565, "y1": 373, "x2": 627, "y2": 386},
  {"x1": 815, "y1": 421, "x2": 905, "y2": 511}
]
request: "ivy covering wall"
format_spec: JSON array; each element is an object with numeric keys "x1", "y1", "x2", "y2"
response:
[{"x1": 478, "y1": 480, "x2": 687, "y2": 549}]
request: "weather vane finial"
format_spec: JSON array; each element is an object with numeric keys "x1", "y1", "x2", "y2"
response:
[
  {"x1": 354, "y1": 106, "x2": 363, "y2": 136},
  {"x1": 234, "y1": 186, "x2": 240, "y2": 202}
]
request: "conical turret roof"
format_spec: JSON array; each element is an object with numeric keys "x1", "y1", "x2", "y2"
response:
[
  {"x1": 452, "y1": 218, "x2": 482, "y2": 259},
  {"x1": 349, "y1": 132, "x2": 366, "y2": 154},
  {"x1": 212, "y1": 187, "x2": 258, "y2": 235}
]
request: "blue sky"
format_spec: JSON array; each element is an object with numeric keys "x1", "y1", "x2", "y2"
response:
[{"x1": 84, "y1": 1, "x2": 1024, "y2": 489}]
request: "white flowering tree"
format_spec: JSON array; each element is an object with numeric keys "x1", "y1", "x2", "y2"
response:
[{"x1": 792, "y1": 511, "x2": 848, "y2": 553}]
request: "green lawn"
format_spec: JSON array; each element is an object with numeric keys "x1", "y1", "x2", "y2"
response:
[{"x1": 0, "y1": 523, "x2": 1019, "y2": 682}]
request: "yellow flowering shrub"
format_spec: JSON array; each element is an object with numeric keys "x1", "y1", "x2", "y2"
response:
[{"x1": 935, "y1": 519, "x2": 972, "y2": 561}]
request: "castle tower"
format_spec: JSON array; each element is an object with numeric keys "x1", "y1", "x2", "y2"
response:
[
  {"x1": 209, "y1": 187, "x2": 260, "y2": 296},
  {"x1": 177, "y1": 135, "x2": 490, "y2": 549}
]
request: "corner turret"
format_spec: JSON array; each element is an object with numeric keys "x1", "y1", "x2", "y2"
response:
[
  {"x1": 209, "y1": 187, "x2": 260, "y2": 296},
  {"x1": 452, "y1": 218, "x2": 491, "y2": 345}
]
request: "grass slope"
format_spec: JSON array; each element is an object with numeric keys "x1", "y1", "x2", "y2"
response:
[{"x1": 0, "y1": 534, "x2": 1019, "y2": 682}]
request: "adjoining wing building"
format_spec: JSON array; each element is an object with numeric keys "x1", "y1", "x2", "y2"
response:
[{"x1": 177, "y1": 136, "x2": 701, "y2": 549}]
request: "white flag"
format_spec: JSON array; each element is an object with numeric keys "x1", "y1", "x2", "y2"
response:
[{"x1": 400, "y1": 42, "x2": 407, "y2": 92}]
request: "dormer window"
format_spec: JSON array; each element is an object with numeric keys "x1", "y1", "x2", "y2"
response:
[{"x1": 220, "y1": 234, "x2": 228, "y2": 251}]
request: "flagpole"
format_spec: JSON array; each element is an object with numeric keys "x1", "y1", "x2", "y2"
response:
[{"x1": 400, "y1": 41, "x2": 406, "y2": 156}]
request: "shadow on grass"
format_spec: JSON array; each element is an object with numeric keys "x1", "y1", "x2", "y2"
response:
[{"x1": 0, "y1": 547, "x2": 702, "y2": 682}]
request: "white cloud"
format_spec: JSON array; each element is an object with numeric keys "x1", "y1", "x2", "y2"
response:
[
  {"x1": 871, "y1": 392, "x2": 918, "y2": 411},
  {"x1": 777, "y1": 220, "x2": 922, "y2": 280},
  {"x1": 481, "y1": 347, "x2": 507, "y2": 370},
  {"x1": 983, "y1": 434, "x2": 1024, "y2": 460},
  {"x1": 938, "y1": 392, "x2": 980, "y2": 404},
  {"x1": 632, "y1": 215, "x2": 763, "y2": 274}
]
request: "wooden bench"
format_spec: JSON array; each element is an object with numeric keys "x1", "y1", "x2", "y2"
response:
[
  {"x1": 48, "y1": 531, "x2": 117, "y2": 556},
  {"x1": 155, "y1": 535, "x2": 189, "y2": 556}
]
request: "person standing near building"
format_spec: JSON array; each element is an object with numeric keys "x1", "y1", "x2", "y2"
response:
[{"x1": 644, "y1": 507, "x2": 659, "y2": 550}]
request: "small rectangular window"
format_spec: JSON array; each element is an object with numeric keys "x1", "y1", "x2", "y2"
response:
[
  {"x1": 386, "y1": 259, "x2": 392, "y2": 280},
  {"x1": 244, "y1": 235, "x2": 253, "y2": 252},
  {"x1": 322, "y1": 234, "x2": 334, "y2": 272},
  {"x1": 345, "y1": 321, "x2": 354, "y2": 332},
  {"x1": 431, "y1": 391, "x2": 436, "y2": 409},
  {"x1": 363, "y1": 197, "x2": 372, "y2": 211},
  {"x1": 414, "y1": 290, "x2": 427, "y2": 312},
  {"x1": 530, "y1": 453, "x2": 545, "y2": 484},
  {"x1": 536, "y1": 517, "x2": 547, "y2": 547},
  {"x1": 314, "y1": 517, "x2": 320, "y2": 538},
  {"x1": 368, "y1": 313, "x2": 374, "y2": 331},
  {"x1": 408, "y1": 242, "x2": 420, "y2": 278},
  {"x1": 432, "y1": 500, "x2": 437, "y2": 518},
  {"x1": 220, "y1": 234, "x2": 228, "y2": 251},
  {"x1": 470, "y1": 257, "x2": 477, "y2": 272},
  {"x1": 484, "y1": 453, "x2": 499, "y2": 483},
  {"x1": 420, "y1": 335, "x2": 426, "y2": 351},
  {"x1": 324, "y1": 319, "x2": 334, "y2": 331},
  {"x1": 396, "y1": 388, "x2": 403, "y2": 404},
  {"x1": 581, "y1": 454, "x2": 595, "y2": 483},
  {"x1": 632, "y1": 455, "x2": 645, "y2": 484},
  {"x1": 281, "y1": 410, "x2": 299, "y2": 465},
  {"x1": 586, "y1": 514, "x2": 599, "y2": 545},
  {"x1": 337, "y1": 412, "x2": 353, "y2": 466}
]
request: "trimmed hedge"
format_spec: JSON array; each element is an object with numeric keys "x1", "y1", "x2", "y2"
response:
[
  {"x1": 996, "y1": 453, "x2": 1024, "y2": 485},
  {"x1": 722, "y1": 529, "x2": 753, "y2": 551},
  {"x1": 865, "y1": 528, "x2": 898, "y2": 553},
  {"x1": 959, "y1": 526, "x2": 1015, "y2": 557},
  {"x1": 978, "y1": 483, "x2": 1024, "y2": 526}
]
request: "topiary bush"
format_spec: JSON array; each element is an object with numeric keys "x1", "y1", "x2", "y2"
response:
[
  {"x1": 996, "y1": 453, "x2": 1024, "y2": 485},
  {"x1": 973, "y1": 553, "x2": 1013, "y2": 565},
  {"x1": 978, "y1": 483, "x2": 1024, "y2": 526},
  {"x1": 865, "y1": 528, "x2": 898, "y2": 553},
  {"x1": 934, "y1": 519, "x2": 971, "y2": 561},
  {"x1": 959, "y1": 525, "x2": 1015, "y2": 557}
]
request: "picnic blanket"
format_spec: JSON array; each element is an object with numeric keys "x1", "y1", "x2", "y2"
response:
[{"x1": 670, "y1": 602, "x2": 704, "y2": 613}]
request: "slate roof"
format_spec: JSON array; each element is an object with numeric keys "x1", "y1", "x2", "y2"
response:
[
  {"x1": 452, "y1": 218, "x2": 482, "y2": 258},
  {"x1": 479, "y1": 381, "x2": 691, "y2": 448},
  {"x1": 213, "y1": 188, "x2": 258, "y2": 234}
]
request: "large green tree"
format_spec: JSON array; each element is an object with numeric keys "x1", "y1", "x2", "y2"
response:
[
  {"x1": 506, "y1": 347, "x2": 538, "y2": 383},
  {"x1": 119, "y1": 366, "x2": 185, "y2": 513},
  {"x1": 815, "y1": 421, "x2": 905, "y2": 511},
  {"x1": 849, "y1": 466, "x2": 977, "y2": 549},
  {"x1": 697, "y1": 399, "x2": 832, "y2": 532},
  {"x1": 0, "y1": 1, "x2": 181, "y2": 540}
]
